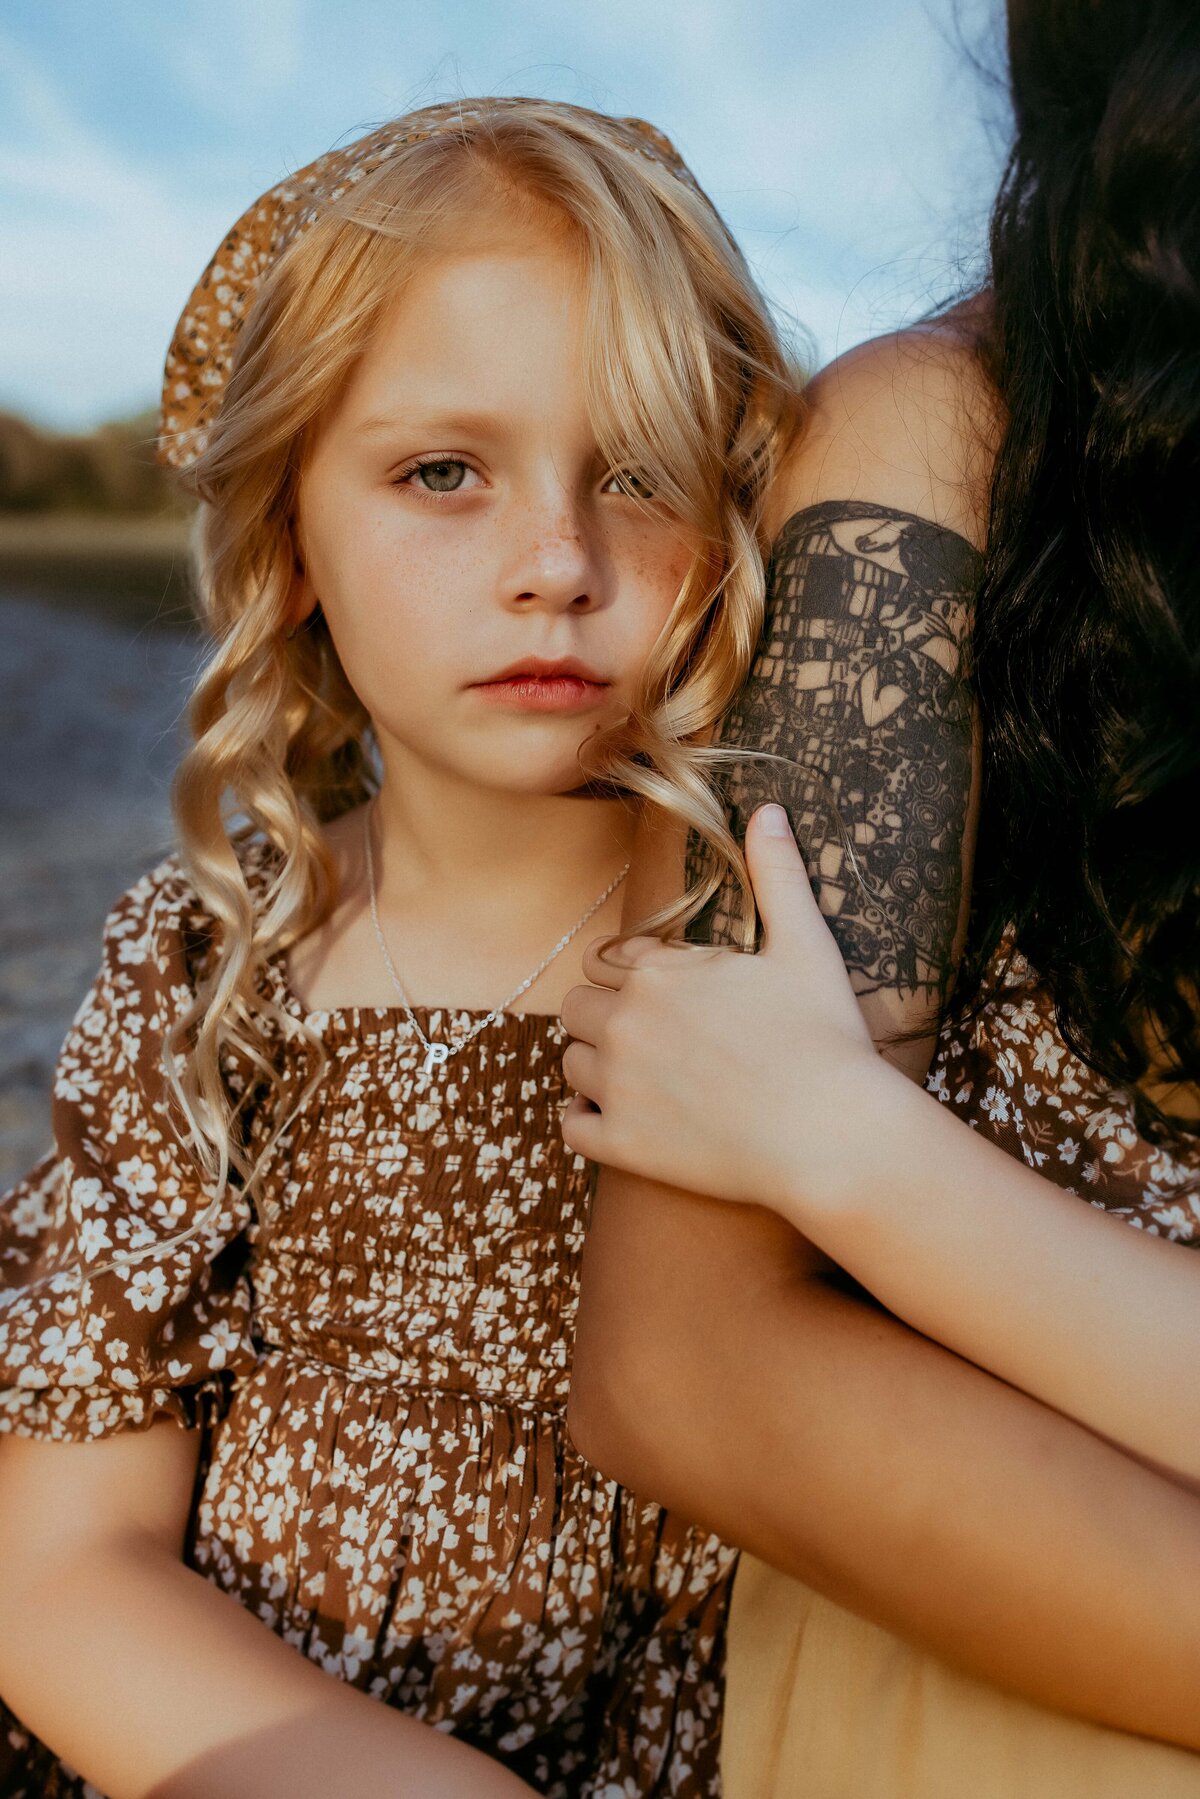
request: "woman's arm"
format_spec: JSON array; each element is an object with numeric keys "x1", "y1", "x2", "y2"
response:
[
  {"x1": 574, "y1": 1182, "x2": 1200, "y2": 1746},
  {"x1": 681, "y1": 329, "x2": 989, "y2": 1078},
  {"x1": 567, "y1": 807, "x2": 1200, "y2": 1483},
  {"x1": 0, "y1": 1425, "x2": 536, "y2": 1799},
  {"x1": 568, "y1": 328, "x2": 1200, "y2": 1744},
  {"x1": 568, "y1": 818, "x2": 1200, "y2": 1748}
]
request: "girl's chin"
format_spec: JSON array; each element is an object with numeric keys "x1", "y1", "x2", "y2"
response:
[
  {"x1": 374, "y1": 715, "x2": 624, "y2": 799},
  {"x1": 466, "y1": 752, "x2": 619, "y2": 799},
  {"x1": 465, "y1": 715, "x2": 622, "y2": 796},
  {"x1": 479, "y1": 769, "x2": 612, "y2": 800}
]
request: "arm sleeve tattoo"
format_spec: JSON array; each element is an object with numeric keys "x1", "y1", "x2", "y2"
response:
[{"x1": 686, "y1": 501, "x2": 981, "y2": 1005}]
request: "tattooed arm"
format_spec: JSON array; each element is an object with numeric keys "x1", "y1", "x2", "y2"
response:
[
  {"x1": 687, "y1": 496, "x2": 980, "y2": 1072},
  {"x1": 568, "y1": 329, "x2": 1200, "y2": 1744}
]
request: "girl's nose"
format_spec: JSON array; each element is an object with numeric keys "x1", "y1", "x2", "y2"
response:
[{"x1": 503, "y1": 494, "x2": 602, "y2": 615}]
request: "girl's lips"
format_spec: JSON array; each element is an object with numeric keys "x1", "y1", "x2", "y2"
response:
[{"x1": 472, "y1": 675, "x2": 611, "y2": 713}]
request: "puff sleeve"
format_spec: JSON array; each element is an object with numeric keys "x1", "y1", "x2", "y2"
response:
[{"x1": 0, "y1": 857, "x2": 260, "y2": 1441}]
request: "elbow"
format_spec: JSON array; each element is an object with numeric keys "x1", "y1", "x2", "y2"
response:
[
  {"x1": 567, "y1": 1277, "x2": 686, "y2": 1496},
  {"x1": 566, "y1": 1373, "x2": 655, "y2": 1495},
  {"x1": 564, "y1": 1376, "x2": 610, "y2": 1473},
  {"x1": 568, "y1": 1298, "x2": 718, "y2": 1513},
  {"x1": 566, "y1": 1322, "x2": 652, "y2": 1490},
  {"x1": 569, "y1": 1174, "x2": 725, "y2": 1504}
]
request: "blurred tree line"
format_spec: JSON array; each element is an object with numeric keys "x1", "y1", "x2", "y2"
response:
[{"x1": 0, "y1": 408, "x2": 187, "y2": 515}]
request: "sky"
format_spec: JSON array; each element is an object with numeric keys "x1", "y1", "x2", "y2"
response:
[{"x1": 0, "y1": 0, "x2": 1010, "y2": 432}]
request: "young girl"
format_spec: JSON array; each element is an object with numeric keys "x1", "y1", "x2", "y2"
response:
[
  {"x1": 566, "y1": 2, "x2": 1200, "y2": 1790},
  {"x1": 0, "y1": 99, "x2": 797, "y2": 1797}
]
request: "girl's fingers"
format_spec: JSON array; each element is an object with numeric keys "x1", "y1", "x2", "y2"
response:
[
  {"x1": 581, "y1": 937, "x2": 628, "y2": 989},
  {"x1": 561, "y1": 1092, "x2": 604, "y2": 1162},
  {"x1": 562, "y1": 1039, "x2": 602, "y2": 1103},
  {"x1": 559, "y1": 982, "x2": 615, "y2": 1047},
  {"x1": 746, "y1": 806, "x2": 849, "y2": 980},
  {"x1": 745, "y1": 808, "x2": 879, "y2": 1043},
  {"x1": 581, "y1": 934, "x2": 665, "y2": 989},
  {"x1": 745, "y1": 805, "x2": 820, "y2": 953}
]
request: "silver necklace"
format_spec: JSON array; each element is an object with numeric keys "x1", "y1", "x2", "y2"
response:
[{"x1": 363, "y1": 803, "x2": 629, "y2": 1074}]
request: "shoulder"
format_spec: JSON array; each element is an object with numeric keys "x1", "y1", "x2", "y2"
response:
[
  {"x1": 97, "y1": 836, "x2": 279, "y2": 989},
  {"x1": 770, "y1": 310, "x2": 1003, "y2": 550}
]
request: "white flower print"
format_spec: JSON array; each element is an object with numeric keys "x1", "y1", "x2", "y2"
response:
[
  {"x1": 126, "y1": 1265, "x2": 170, "y2": 1313},
  {"x1": 55, "y1": 1067, "x2": 102, "y2": 1105},
  {"x1": 71, "y1": 1174, "x2": 113, "y2": 1215},
  {"x1": 1030, "y1": 1029, "x2": 1065, "y2": 1079},
  {"x1": 345, "y1": 1624, "x2": 379, "y2": 1677},
  {"x1": 114, "y1": 1156, "x2": 159, "y2": 1199},
  {"x1": 37, "y1": 1322, "x2": 80, "y2": 1366},
  {"x1": 60, "y1": 1345, "x2": 105, "y2": 1386},
  {"x1": 9, "y1": 1187, "x2": 55, "y2": 1236},
  {"x1": 254, "y1": 1490, "x2": 290, "y2": 1542},
  {"x1": 262, "y1": 1443, "x2": 294, "y2": 1487},
  {"x1": 76, "y1": 1215, "x2": 112, "y2": 1261},
  {"x1": 1087, "y1": 1107, "x2": 1139, "y2": 1165},
  {"x1": 1140, "y1": 1203, "x2": 1179, "y2": 1236},
  {"x1": 979, "y1": 1085, "x2": 1010, "y2": 1126},
  {"x1": 197, "y1": 1318, "x2": 243, "y2": 1368},
  {"x1": 341, "y1": 1505, "x2": 370, "y2": 1546}
]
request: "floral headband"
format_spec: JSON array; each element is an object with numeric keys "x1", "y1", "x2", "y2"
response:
[{"x1": 157, "y1": 98, "x2": 700, "y2": 472}]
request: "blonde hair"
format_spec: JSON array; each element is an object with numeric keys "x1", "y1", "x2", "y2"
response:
[{"x1": 166, "y1": 98, "x2": 802, "y2": 1201}]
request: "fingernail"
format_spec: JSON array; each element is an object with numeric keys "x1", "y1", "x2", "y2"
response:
[{"x1": 759, "y1": 804, "x2": 791, "y2": 838}]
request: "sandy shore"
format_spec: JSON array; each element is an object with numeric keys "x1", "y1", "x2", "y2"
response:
[
  {"x1": 1, "y1": 585, "x2": 200, "y2": 1188},
  {"x1": 0, "y1": 512, "x2": 195, "y2": 629}
]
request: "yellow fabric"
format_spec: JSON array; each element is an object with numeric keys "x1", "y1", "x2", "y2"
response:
[{"x1": 722, "y1": 1554, "x2": 1200, "y2": 1798}]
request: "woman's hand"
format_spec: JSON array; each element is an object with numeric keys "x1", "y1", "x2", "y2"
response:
[
  {"x1": 561, "y1": 803, "x2": 905, "y2": 1214},
  {"x1": 566, "y1": 806, "x2": 1200, "y2": 1488}
]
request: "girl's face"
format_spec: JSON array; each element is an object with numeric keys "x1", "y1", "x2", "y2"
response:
[{"x1": 293, "y1": 211, "x2": 696, "y2": 798}]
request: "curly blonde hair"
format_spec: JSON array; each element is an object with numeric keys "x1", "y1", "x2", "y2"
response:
[{"x1": 165, "y1": 99, "x2": 803, "y2": 1202}]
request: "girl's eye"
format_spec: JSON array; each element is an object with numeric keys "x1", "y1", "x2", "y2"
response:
[
  {"x1": 402, "y1": 458, "x2": 472, "y2": 494},
  {"x1": 604, "y1": 468, "x2": 657, "y2": 501}
]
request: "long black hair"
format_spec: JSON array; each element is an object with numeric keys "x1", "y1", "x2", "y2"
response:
[{"x1": 962, "y1": 0, "x2": 1200, "y2": 1119}]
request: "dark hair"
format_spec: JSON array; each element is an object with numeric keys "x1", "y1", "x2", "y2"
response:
[{"x1": 962, "y1": 0, "x2": 1200, "y2": 1119}]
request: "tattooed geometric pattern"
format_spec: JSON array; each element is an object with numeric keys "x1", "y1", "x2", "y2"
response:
[{"x1": 687, "y1": 501, "x2": 980, "y2": 1002}]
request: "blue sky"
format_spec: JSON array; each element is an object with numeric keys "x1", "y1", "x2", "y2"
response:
[{"x1": 0, "y1": 0, "x2": 1009, "y2": 430}]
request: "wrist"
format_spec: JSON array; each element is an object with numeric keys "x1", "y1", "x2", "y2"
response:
[{"x1": 771, "y1": 1047, "x2": 931, "y2": 1238}]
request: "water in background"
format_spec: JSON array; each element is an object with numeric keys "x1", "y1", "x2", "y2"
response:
[{"x1": 0, "y1": 591, "x2": 201, "y2": 1187}]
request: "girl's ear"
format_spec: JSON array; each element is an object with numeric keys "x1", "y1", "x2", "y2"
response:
[{"x1": 284, "y1": 522, "x2": 320, "y2": 636}]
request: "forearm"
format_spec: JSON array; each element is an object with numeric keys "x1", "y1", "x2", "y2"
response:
[
  {"x1": 571, "y1": 1177, "x2": 1200, "y2": 1749},
  {"x1": 785, "y1": 1061, "x2": 1200, "y2": 1484},
  {"x1": 0, "y1": 1533, "x2": 535, "y2": 1799}
]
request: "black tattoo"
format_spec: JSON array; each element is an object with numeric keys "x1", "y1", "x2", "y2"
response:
[{"x1": 687, "y1": 501, "x2": 980, "y2": 1003}]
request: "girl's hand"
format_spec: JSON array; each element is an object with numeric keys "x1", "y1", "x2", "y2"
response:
[{"x1": 561, "y1": 804, "x2": 906, "y2": 1214}]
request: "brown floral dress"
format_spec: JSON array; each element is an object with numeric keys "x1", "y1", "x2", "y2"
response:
[
  {"x1": 0, "y1": 844, "x2": 733, "y2": 1798},
  {"x1": 930, "y1": 943, "x2": 1200, "y2": 1237}
]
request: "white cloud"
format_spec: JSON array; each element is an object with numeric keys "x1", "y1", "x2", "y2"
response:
[
  {"x1": 0, "y1": 0, "x2": 1009, "y2": 427},
  {"x1": 0, "y1": 25, "x2": 243, "y2": 423}
]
